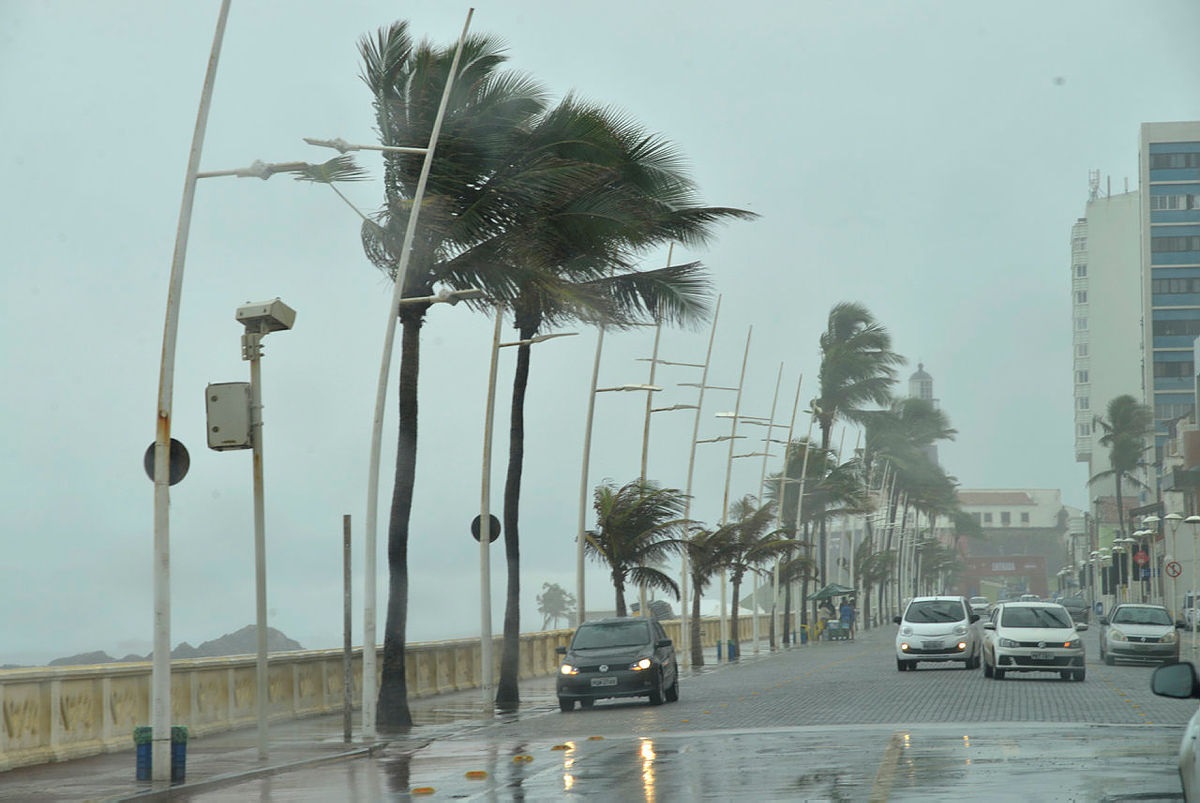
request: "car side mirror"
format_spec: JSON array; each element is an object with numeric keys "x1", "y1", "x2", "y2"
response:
[
  {"x1": 1178, "y1": 621, "x2": 1188, "y2": 629},
  {"x1": 893, "y1": 615, "x2": 902, "y2": 625},
  {"x1": 1099, "y1": 617, "x2": 1109, "y2": 626},
  {"x1": 983, "y1": 622, "x2": 996, "y2": 630},
  {"x1": 656, "y1": 639, "x2": 672, "y2": 649},
  {"x1": 969, "y1": 614, "x2": 980, "y2": 624},
  {"x1": 1152, "y1": 661, "x2": 1200, "y2": 699},
  {"x1": 556, "y1": 646, "x2": 567, "y2": 655},
  {"x1": 1075, "y1": 623, "x2": 1088, "y2": 632}
]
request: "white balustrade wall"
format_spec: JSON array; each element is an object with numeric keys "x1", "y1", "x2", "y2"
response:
[{"x1": 0, "y1": 616, "x2": 758, "y2": 771}]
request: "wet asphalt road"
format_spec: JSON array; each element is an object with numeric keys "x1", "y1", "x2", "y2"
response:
[{"x1": 162, "y1": 624, "x2": 1200, "y2": 801}]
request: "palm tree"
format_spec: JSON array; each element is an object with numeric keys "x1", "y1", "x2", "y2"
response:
[
  {"x1": 493, "y1": 99, "x2": 753, "y2": 707},
  {"x1": 355, "y1": 23, "x2": 751, "y2": 724},
  {"x1": 812, "y1": 302, "x2": 903, "y2": 587},
  {"x1": 586, "y1": 479, "x2": 689, "y2": 617},
  {"x1": 536, "y1": 583, "x2": 575, "y2": 629},
  {"x1": 1090, "y1": 394, "x2": 1154, "y2": 541},
  {"x1": 720, "y1": 497, "x2": 794, "y2": 655},
  {"x1": 684, "y1": 524, "x2": 734, "y2": 667},
  {"x1": 356, "y1": 23, "x2": 561, "y2": 728}
]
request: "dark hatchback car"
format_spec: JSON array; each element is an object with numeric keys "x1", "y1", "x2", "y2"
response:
[
  {"x1": 1059, "y1": 595, "x2": 1090, "y2": 625},
  {"x1": 556, "y1": 617, "x2": 679, "y2": 711}
]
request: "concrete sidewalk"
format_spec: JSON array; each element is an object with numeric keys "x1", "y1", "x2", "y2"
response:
[{"x1": 0, "y1": 634, "x2": 855, "y2": 801}]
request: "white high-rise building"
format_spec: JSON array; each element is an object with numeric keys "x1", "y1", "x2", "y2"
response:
[{"x1": 1070, "y1": 181, "x2": 1142, "y2": 491}]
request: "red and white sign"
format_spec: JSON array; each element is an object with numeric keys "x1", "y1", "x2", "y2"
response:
[
  {"x1": 1167, "y1": 561, "x2": 1183, "y2": 578},
  {"x1": 1134, "y1": 551, "x2": 1149, "y2": 567}
]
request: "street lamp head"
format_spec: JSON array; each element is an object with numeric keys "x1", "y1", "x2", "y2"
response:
[
  {"x1": 1166, "y1": 513, "x2": 1184, "y2": 522},
  {"x1": 1143, "y1": 515, "x2": 1161, "y2": 525},
  {"x1": 598, "y1": 384, "x2": 661, "y2": 393},
  {"x1": 1187, "y1": 515, "x2": 1200, "y2": 524},
  {"x1": 435, "y1": 287, "x2": 485, "y2": 306}
]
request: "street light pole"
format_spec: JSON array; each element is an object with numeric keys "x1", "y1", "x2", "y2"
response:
[
  {"x1": 1166, "y1": 512, "x2": 1183, "y2": 620},
  {"x1": 1188, "y1": 515, "x2": 1200, "y2": 658},
  {"x1": 150, "y1": 0, "x2": 231, "y2": 780},
  {"x1": 678, "y1": 296, "x2": 722, "y2": 666},
  {"x1": 479, "y1": 307, "x2": 575, "y2": 702},
  {"x1": 715, "y1": 327, "x2": 753, "y2": 658},
  {"x1": 575, "y1": 328, "x2": 662, "y2": 627}
]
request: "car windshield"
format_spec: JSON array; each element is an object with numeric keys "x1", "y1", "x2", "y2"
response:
[
  {"x1": 1111, "y1": 607, "x2": 1172, "y2": 626},
  {"x1": 1001, "y1": 606, "x2": 1072, "y2": 628},
  {"x1": 571, "y1": 621, "x2": 651, "y2": 649},
  {"x1": 970, "y1": 597, "x2": 988, "y2": 605},
  {"x1": 905, "y1": 601, "x2": 965, "y2": 623}
]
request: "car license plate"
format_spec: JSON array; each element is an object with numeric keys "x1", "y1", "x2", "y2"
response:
[
  {"x1": 922, "y1": 640, "x2": 943, "y2": 650},
  {"x1": 590, "y1": 677, "x2": 618, "y2": 687},
  {"x1": 1030, "y1": 651, "x2": 1051, "y2": 661}
]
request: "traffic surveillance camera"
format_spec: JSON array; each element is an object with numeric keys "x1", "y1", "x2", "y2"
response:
[{"x1": 236, "y1": 299, "x2": 296, "y2": 332}]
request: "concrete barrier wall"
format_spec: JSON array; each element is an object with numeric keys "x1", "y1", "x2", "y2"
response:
[{"x1": 0, "y1": 615, "x2": 768, "y2": 771}]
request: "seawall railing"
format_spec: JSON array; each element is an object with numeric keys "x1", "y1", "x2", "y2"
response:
[{"x1": 0, "y1": 615, "x2": 769, "y2": 771}]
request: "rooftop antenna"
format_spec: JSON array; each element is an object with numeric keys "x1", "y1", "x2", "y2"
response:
[{"x1": 1088, "y1": 169, "x2": 1099, "y2": 201}]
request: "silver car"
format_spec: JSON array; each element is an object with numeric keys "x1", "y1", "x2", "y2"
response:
[
  {"x1": 1099, "y1": 603, "x2": 1180, "y2": 665},
  {"x1": 894, "y1": 596, "x2": 981, "y2": 671},
  {"x1": 982, "y1": 601, "x2": 1087, "y2": 681}
]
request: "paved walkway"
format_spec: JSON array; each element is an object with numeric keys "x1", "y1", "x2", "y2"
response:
[{"x1": 0, "y1": 633, "x2": 850, "y2": 801}]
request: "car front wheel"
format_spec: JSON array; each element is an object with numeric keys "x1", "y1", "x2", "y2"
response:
[
  {"x1": 648, "y1": 670, "x2": 665, "y2": 705},
  {"x1": 559, "y1": 698, "x2": 575, "y2": 712}
]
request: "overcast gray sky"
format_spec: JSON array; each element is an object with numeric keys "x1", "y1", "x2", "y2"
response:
[{"x1": 2, "y1": 1, "x2": 1198, "y2": 665}]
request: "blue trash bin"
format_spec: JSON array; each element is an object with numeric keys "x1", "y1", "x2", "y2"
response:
[
  {"x1": 133, "y1": 726, "x2": 152, "y2": 781},
  {"x1": 171, "y1": 726, "x2": 188, "y2": 783}
]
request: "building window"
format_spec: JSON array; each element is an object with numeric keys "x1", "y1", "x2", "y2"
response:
[
  {"x1": 971, "y1": 512, "x2": 981, "y2": 525},
  {"x1": 1072, "y1": 236, "x2": 1087, "y2": 252},
  {"x1": 1078, "y1": 422, "x2": 1092, "y2": 437},
  {"x1": 1150, "y1": 153, "x2": 1200, "y2": 169},
  {"x1": 1000, "y1": 512, "x2": 1011, "y2": 526},
  {"x1": 1153, "y1": 319, "x2": 1200, "y2": 338},
  {"x1": 1154, "y1": 360, "x2": 1195, "y2": 379},
  {"x1": 1151, "y1": 194, "x2": 1199, "y2": 211},
  {"x1": 1021, "y1": 513, "x2": 1030, "y2": 524},
  {"x1": 1152, "y1": 236, "x2": 1200, "y2": 253},
  {"x1": 983, "y1": 512, "x2": 993, "y2": 524},
  {"x1": 1076, "y1": 343, "x2": 1089, "y2": 358},
  {"x1": 1077, "y1": 396, "x2": 1090, "y2": 410},
  {"x1": 1076, "y1": 370, "x2": 1089, "y2": 384},
  {"x1": 1074, "y1": 264, "x2": 1088, "y2": 277},
  {"x1": 1152, "y1": 278, "x2": 1200, "y2": 295},
  {"x1": 1075, "y1": 290, "x2": 1088, "y2": 304}
]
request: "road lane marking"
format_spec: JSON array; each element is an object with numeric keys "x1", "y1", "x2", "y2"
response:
[{"x1": 869, "y1": 730, "x2": 907, "y2": 802}]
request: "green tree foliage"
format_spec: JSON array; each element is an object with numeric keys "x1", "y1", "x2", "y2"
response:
[{"x1": 586, "y1": 479, "x2": 690, "y2": 618}]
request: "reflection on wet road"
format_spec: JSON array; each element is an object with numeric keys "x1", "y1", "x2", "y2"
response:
[{"x1": 177, "y1": 723, "x2": 1184, "y2": 801}]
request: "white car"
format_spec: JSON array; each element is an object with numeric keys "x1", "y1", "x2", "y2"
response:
[
  {"x1": 1151, "y1": 661, "x2": 1200, "y2": 800},
  {"x1": 894, "y1": 595, "x2": 981, "y2": 671},
  {"x1": 981, "y1": 601, "x2": 1087, "y2": 681},
  {"x1": 968, "y1": 596, "x2": 990, "y2": 616}
]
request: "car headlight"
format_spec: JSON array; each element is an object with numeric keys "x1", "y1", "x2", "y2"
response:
[
  {"x1": 1162, "y1": 631, "x2": 1178, "y2": 644},
  {"x1": 1062, "y1": 639, "x2": 1080, "y2": 649},
  {"x1": 899, "y1": 642, "x2": 911, "y2": 652},
  {"x1": 1109, "y1": 628, "x2": 1127, "y2": 642},
  {"x1": 560, "y1": 663, "x2": 579, "y2": 676},
  {"x1": 630, "y1": 658, "x2": 653, "y2": 671},
  {"x1": 999, "y1": 638, "x2": 1019, "y2": 648},
  {"x1": 954, "y1": 625, "x2": 968, "y2": 636}
]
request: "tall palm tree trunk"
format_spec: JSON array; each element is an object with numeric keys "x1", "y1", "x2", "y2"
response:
[
  {"x1": 691, "y1": 586, "x2": 705, "y2": 666},
  {"x1": 497, "y1": 334, "x2": 535, "y2": 708},
  {"x1": 614, "y1": 573, "x2": 627, "y2": 617},
  {"x1": 378, "y1": 314, "x2": 424, "y2": 729},
  {"x1": 730, "y1": 576, "x2": 742, "y2": 659}
]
